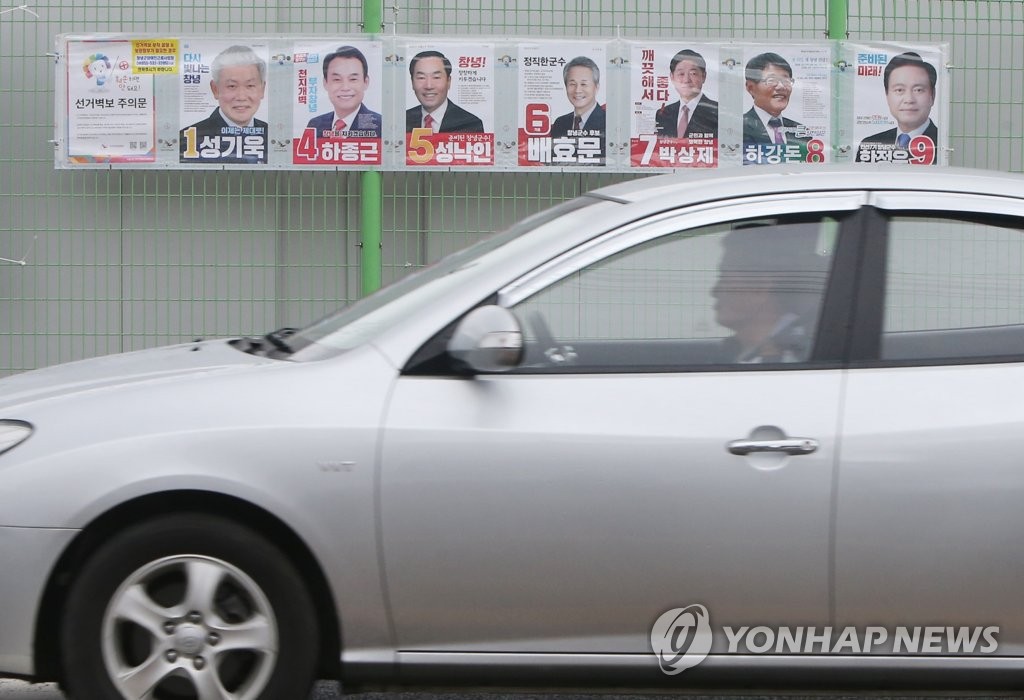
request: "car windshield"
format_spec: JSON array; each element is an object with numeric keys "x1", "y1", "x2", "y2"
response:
[{"x1": 284, "y1": 196, "x2": 599, "y2": 361}]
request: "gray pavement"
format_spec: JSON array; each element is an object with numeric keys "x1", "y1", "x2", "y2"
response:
[{"x1": 1, "y1": 682, "x2": 1020, "y2": 700}]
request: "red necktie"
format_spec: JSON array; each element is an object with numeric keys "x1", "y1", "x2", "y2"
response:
[
  {"x1": 333, "y1": 119, "x2": 346, "y2": 132},
  {"x1": 423, "y1": 114, "x2": 434, "y2": 131},
  {"x1": 677, "y1": 105, "x2": 690, "y2": 137},
  {"x1": 572, "y1": 115, "x2": 581, "y2": 131}
]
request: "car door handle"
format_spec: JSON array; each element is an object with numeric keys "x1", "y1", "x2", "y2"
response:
[{"x1": 727, "y1": 438, "x2": 818, "y2": 456}]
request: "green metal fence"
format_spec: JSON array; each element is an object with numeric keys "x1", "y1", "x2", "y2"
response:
[{"x1": 1, "y1": 1, "x2": 1022, "y2": 376}]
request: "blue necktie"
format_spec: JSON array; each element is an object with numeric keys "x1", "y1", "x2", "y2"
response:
[{"x1": 897, "y1": 133, "x2": 911, "y2": 149}]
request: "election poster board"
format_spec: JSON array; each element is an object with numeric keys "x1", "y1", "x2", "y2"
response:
[
  {"x1": 179, "y1": 40, "x2": 271, "y2": 165},
  {"x1": 65, "y1": 40, "x2": 157, "y2": 163},
  {"x1": 517, "y1": 43, "x2": 607, "y2": 167},
  {"x1": 629, "y1": 43, "x2": 719, "y2": 169},
  {"x1": 849, "y1": 43, "x2": 947, "y2": 165},
  {"x1": 291, "y1": 41, "x2": 383, "y2": 166},
  {"x1": 56, "y1": 34, "x2": 950, "y2": 172},
  {"x1": 403, "y1": 42, "x2": 495, "y2": 167},
  {"x1": 740, "y1": 44, "x2": 831, "y2": 166}
]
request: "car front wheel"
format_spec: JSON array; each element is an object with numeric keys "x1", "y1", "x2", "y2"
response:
[{"x1": 60, "y1": 513, "x2": 318, "y2": 700}]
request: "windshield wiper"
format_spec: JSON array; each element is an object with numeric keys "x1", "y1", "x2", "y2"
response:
[
  {"x1": 263, "y1": 327, "x2": 297, "y2": 354},
  {"x1": 230, "y1": 327, "x2": 298, "y2": 357}
]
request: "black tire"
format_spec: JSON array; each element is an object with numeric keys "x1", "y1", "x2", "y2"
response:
[{"x1": 60, "y1": 513, "x2": 318, "y2": 700}]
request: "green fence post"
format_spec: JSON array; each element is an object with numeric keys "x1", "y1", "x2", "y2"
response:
[
  {"x1": 361, "y1": 0, "x2": 383, "y2": 296},
  {"x1": 828, "y1": 0, "x2": 848, "y2": 39},
  {"x1": 360, "y1": 169, "x2": 382, "y2": 296},
  {"x1": 828, "y1": 0, "x2": 848, "y2": 165}
]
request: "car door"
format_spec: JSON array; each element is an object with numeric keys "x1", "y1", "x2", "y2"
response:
[
  {"x1": 380, "y1": 193, "x2": 864, "y2": 660},
  {"x1": 836, "y1": 194, "x2": 1024, "y2": 658}
]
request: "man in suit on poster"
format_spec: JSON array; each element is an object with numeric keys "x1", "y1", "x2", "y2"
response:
[
  {"x1": 549, "y1": 55, "x2": 606, "y2": 141},
  {"x1": 306, "y1": 45, "x2": 382, "y2": 138},
  {"x1": 856, "y1": 51, "x2": 939, "y2": 162},
  {"x1": 405, "y1": 50, "x2": 484, "y2": 133},
  {"x1": 179, "y1": 45, "x2": 268, "y2": 164},
  {"x1": 742, "y1": 51, "x2": 809, "y2": 147},
  {"x1": 655, "y1": 48, "x2": 718, "y2": 138}
]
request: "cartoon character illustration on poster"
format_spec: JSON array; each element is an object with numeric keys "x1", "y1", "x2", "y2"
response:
[{"x1": 83, "y1": 54, "x2": 112, "y2": 88}]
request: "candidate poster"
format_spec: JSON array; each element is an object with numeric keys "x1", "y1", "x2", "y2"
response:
[
  {"x1": 292, "y1": 41, "x2": 383, "y2": 166},
  {"x1": 66, "y1": 40, "x2": 156, "y2": 164},
  {"x1": 403, "y1": 42, "x2": 495, "y2": 167},
  {"x1": 629, "y1": 43, "x2": 718, "y2": 169},
  {"x1": 517, "y1": 43, "x2": 607, "y2": 167},
  {"x1": 179, "y1": 40, "x2": 270, "y2": 165},
  {"x1": 741, "y1": 45, "x2": 831, "y2": 166},
  {"x1": 850, "y1": 43, "x2": 946, "y2": 166}
]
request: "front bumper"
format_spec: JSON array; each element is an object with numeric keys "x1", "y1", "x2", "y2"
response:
[{"x1": 0, "y1": 526, "x2": 78, "y2": 677}]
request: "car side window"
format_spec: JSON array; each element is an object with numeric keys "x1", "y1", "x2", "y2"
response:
[
  {"x1": 882, "y1": 214, "x2": 1024, "y2": 361},
  {"x1": 510, "y1": 215, "x2": 836, "y2": 372}
]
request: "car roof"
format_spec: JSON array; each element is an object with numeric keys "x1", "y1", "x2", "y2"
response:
[{"x1": 589, "y1": 165, "x2": 1024, "y2": 207}]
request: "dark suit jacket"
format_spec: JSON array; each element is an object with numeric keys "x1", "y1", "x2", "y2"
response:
[
  {"x1": 855, "y1": 120, "x2": 938, "y2": 162},
  {"x1": 655, "y1": 94, "x2": 719, "y2": 138},
  {"x1": 405, "y1": 101, "x2": 484, "y2": 133},
  {"x1": 306, "y1": 103, "x2": 382, "y2": 138},
  {"x1": 742, "y1": 108, "x2": 808, "y2": 145},
  {"x1": 548, "y1": 106, "x2": 606, "y2": 162},
  {"x1": 179, "y1": 109, "x2": 268, "y2": 164},
  {"x1": 549, "y1": 105, "x2": 606, "y2": 139}
]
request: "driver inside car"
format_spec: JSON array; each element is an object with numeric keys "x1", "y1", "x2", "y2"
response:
[{"x1": 711, "y1": 222, "x2": 830, "y2": 363}]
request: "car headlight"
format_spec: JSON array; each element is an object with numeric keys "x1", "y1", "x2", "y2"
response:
[{"x1": 0, "y1": 420, "x2": 33, "y2": 456}]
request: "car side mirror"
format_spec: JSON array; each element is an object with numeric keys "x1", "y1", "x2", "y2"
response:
[{"x1": 447, "y1": 305, "x2": 524, "y2": 373}]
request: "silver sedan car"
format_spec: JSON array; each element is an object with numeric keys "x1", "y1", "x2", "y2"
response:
[{"x1": 3, "y1": 167, "x2": 1024, "y2": 699}]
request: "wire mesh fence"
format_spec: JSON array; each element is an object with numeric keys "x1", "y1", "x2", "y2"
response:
[{"x1": 1, "y1": 1, "x2": 1021, "y2": 375}]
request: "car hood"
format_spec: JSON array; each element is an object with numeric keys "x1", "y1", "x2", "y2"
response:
[{"x1": 0, "y1": 340, "x2": 272, "y2": 414}]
